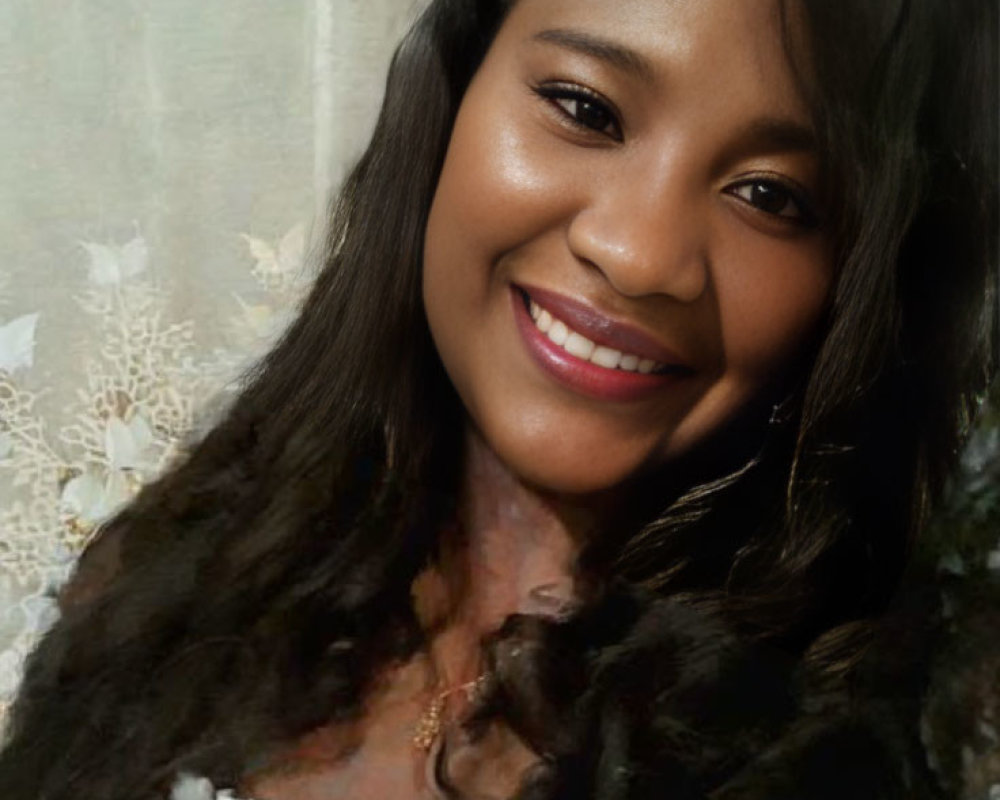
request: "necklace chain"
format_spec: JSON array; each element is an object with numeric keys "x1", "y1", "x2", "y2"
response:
[{"x1": 412, "y1": 674, "x2": 489, "y2": 751}]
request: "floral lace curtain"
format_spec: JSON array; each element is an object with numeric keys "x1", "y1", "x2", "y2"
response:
[{"x1": 0, "y1": 0, "x2": 420, "y2": 724}]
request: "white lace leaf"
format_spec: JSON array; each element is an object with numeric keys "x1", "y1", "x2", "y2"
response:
[
  {"x1": 232, "y1": 295, "x2": 279, "y2": 340},
  {"x1": 59, "y1": 469, "x2": 133, "y2": 526},
  {"x1": 277, "y1": 222, "x2": 306, "y2": 274},
  {"x1": 119, "y1": 234, "x2": 150, "y2": 280},
  {"x1": 95, "y1": 471, "x2": 133, "y2": 522},
  {"x1": 80, "y1": 243, "x2": 123, "y2": 286},
  {"x1": 0, "y1": 312, "x2": 39, "y2": 373},
  {"x1": 0, "y1": 574, "x2": 61, "y2": 699},
  {"x1": 0, "y1": 432, "x2": 12, "y2": 461},
  {"x1": 239, "y1": 234, "x2": 277, "y2": 273},
  {"x1": 0, "y1": 581, "x2": 61, "y2": 647},
  {"x1": 59, "y1": 471, "x2": 104, "y2": 520},
  {"x1": 105, "y1": 413, "x2": 156, "y2": 471}
]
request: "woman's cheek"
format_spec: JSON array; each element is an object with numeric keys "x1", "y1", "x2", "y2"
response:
[{"x1": 713, "y1": 230, "x2": 832, "y2": 391}]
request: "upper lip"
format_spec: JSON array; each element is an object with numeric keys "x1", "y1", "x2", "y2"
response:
[{"x1": 516, "y1": 284, "x2": 691, "y2": 368}]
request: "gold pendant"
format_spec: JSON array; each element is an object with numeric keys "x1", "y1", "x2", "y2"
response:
[
  {"x1": 412, "y1": 675, "x2": 488, "y2": 752},
  {"x1": 413, "y1": 694, "x2": 447, "y2": 751}
]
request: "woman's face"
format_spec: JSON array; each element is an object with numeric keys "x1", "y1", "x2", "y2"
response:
[{"x1": 423, "y1": 0, "x2": 832, "y2": 494}]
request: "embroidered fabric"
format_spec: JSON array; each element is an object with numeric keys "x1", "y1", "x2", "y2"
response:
[
  {"x1": 0, "y1": 227, "x2": 307, "y2": 732},
  {"x1": 0, "y1": 0, "x2": 419, "y2": 739}
]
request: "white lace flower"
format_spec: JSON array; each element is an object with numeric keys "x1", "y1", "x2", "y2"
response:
[
  {"x1": 232, "y1": 296, "x2": 280, "y2": 340},
  {"x1": 0, "y1": 313, "x2": 39, "y2": 373},
  {"x1": 231, "y1": 295, "x2": 298, "y2": 346},
  {"x1": 14, "y1": 593, "x2": 60, "y2": 639},
  {"x1": 240, "y1": 222, "x2": 307, "y2": 293},
  {"x1": 0, "y1": 573, "x2": 61, "y2": 701},
  {"x1": 105, "y1": 413, "x2": 157, "y2": 472},
  {"x1": 80, "y1": 234, "x2": 149, "y2": 286},
  {"x1": 59, "y1": 468, "x2": 134, "y2": 528}
]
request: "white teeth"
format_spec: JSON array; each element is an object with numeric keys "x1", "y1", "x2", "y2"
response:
[
  {"x1": 591, "y1": 346, "x2": 622, "y2": 369},
  {"x1": 528, "y1": 298, "x2": 661, "y2": 373},
  {"x1": 548, "y1": 319, "x2": 569, "y2": 346},
  {"x1": 619, "y1": 354, "x2": 639, "y2": 371},
  {"x1": 537, "y1": 308, "x2": 553, "y2": 333},
  {"x1": 564, "y1": 332, "x2": 595, "y2": 360}
]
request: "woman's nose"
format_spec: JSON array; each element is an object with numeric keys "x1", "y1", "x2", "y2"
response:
[{"x1": 566, "y1": 165, "x2": 709, "y2": 304}]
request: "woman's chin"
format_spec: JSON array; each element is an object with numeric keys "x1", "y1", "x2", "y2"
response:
[{"x1": 484, "y1": 433, "x2": 663, "y2": 498}]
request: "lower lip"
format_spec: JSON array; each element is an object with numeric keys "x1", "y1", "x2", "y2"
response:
[{"x1": 511, "y1": 288, "x2": 680, "y2": 403}]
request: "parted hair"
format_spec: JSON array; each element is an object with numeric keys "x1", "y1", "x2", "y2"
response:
[{"x1": 0, "y1": 1, "x2": 995, "y2": 797}]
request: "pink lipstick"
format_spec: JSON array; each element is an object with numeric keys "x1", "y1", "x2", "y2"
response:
[{"x1": 511, "y1": 285, "x2": 691, "y2": 402}]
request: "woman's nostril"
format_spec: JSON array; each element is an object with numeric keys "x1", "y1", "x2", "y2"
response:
[{"x1": 566, "y1": 209, "x2": 709, "y2": 303}]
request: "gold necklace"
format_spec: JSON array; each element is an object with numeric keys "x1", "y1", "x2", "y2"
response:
[{"x1": 413, "y1": 674, "x2": 489, "y2": 751}]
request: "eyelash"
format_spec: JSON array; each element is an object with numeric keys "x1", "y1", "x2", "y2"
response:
[
  {"x1": 725, "y1": 178, "x2": 820, "y2": 228},
  {"x1": 534, "y1": 83, "x2": 623, "y2": 141},
  {"x1": 534, "y1": 83, "x2": 820, "y2": 228}
]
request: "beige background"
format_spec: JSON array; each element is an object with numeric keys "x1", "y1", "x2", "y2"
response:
[{"x1": 0, "y1": 0, "x2": 420, "y2": 723}]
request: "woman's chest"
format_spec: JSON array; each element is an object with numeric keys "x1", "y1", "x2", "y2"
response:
[
  {"x1": 242, "y1": 711, "x2": 432, "y2": 799},
  {"x1": 239, "y1": 658, "x2": 536, "y2": 800}
]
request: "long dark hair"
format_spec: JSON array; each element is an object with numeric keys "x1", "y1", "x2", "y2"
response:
[{"x1": 0, "y1": 0, "x2": 995, "y2": 797}]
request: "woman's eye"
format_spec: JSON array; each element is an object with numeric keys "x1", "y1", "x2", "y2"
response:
[
  {"x1": 728, "y1": 180, "x2": 819, "y2": 227},
  {"x1": 536, "y1": 85, "x2": 621, "y2": 140}
]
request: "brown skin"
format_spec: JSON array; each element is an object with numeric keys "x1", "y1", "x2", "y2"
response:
[
  {"x1": 247, "y1": 0, "x2": 832, "y2": 795},
  {"x1": 423, "y1": 0, "x2": 832, "y2": 495}
]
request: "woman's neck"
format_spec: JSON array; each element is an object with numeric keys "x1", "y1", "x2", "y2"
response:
[{"x1": 413, "y1": 426, "x2": 613, "y2": 685}]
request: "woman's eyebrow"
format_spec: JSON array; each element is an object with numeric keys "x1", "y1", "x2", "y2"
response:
[
  {"x1": 532, "y1": 28, "x2": 656, "y2": 82},
  {"x1": 735, "y1": 116, "x2": 818, "y2": 155},
  {"x1": 530, "y1": 30, "x2": 817, "y2": 155}
]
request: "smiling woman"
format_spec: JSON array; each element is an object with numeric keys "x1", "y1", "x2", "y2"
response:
[
  {"x1": 424, "y1": 0, "x2": 833, "y2": 492},
  {"x1": 0, "y1": 0, "x2": 996, "y2": 799}
]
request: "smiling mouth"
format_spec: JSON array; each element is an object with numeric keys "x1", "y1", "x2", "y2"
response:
[
  {"x1": 511, "y1": 287, "x2": 691, "y2": 403},
  {"x1": 516, "y1": 288, "x2": 690, "y2": 377},
  {"x1": 526, "y1": 294, "x2": 664, "y2": 374}
]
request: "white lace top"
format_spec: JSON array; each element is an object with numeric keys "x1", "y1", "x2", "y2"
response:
[{"x1": 171, "y1": 774, "x2": 251, "y2": 800}]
